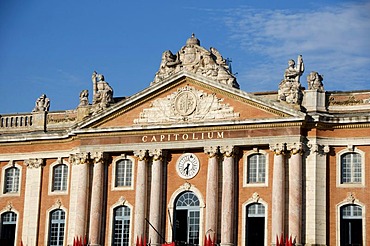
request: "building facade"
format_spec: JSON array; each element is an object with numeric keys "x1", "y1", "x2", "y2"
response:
[{"x1": 0, "y1": 35, "x2": 369, "y2": 246}]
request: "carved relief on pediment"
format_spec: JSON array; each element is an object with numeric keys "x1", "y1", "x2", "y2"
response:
[{"x1": 134, "y1": 85, "x2": 240, "y2": 124}]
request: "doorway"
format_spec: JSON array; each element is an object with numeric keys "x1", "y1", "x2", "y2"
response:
[
  {"x1": 245, "y1": 203, "x2": 265, "y2": 246},
  {"x1": 173, "y1": 191, "x2": 200, "y2": 246},
  {"x1": 340, "y1": 205, "x2": 363, "y2": 246}
]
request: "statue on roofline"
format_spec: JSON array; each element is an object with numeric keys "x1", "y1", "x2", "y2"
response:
[
  {"x1": 152, "y1": 34, "x2": 239, "y2": 89},
  {"x1": 32, "y1": 94, "x2": 50, "y2": 112},
  {"x1": 278, "y1": 55, "x2": 304, "y2": 104},
  {"x1": 307, "y1": 71, "x2": 324, "y2": 92},
  {"x1": 91, "y1": 71, "x2": 113, "y2": 112}
]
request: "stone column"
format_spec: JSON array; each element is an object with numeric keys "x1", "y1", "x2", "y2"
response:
[
  {"x1": 148, "y1": 149, "x2": 164, "y2": 246},
  {"x1": 133, "y1": 150, "x2": 148, "y2": 241},
  {"x1": 204, "y1": 146, "x2": 219, "y2": 238},
  {"x1": 305, "y1": 143, "x2": 329, "y2": 245},
  {"x1": 288, "y1": 143, "x2": 303, "y2": 244},
  {"x1": 22, "y1": 158, "x2": 44, "y2": 246},
  {"x1": 219, "y1": 146, "x2": 236, "y2": 246},
  {"x1": 67, "y1": 153, "x2": 90, "y2": 245},
  {"x1": 88, "y1": 152, "x2": 106, "y2": 246},
  {"x1": 270, "y1": 143, "x2": 286, "y2": 244}
]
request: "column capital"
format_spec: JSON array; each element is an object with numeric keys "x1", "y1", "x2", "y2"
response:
[
  {"x1": 287, "y1": 142, "x2": 304, "y2": 155},
  {"x1": 69, "y1": 152, "x2": 90, "y2": 165},
  {"x1": 219, "y1": 145, "x2": 237, "y2": 157},
  {"x1": 133, "y1": 149, "x2": 148, "y2": 161},
  {"x1": 269, "y1": 143, "x2": 286, "y2": 155},
  {"x1": 307, "y1": 143, "x2": 330, "y2": 156},
  {"x1": 90, "y1": 152, "x2": 108, "y2": 164},
  {"x1": 204, "y1": 146, "x2": 219, "y2": 158},
  {"x1": 148, "y1": 149, "x2": 165, "y2": 161},
  {"x1": 24, "y1": 158, "x2": 44, "y2": 169}
]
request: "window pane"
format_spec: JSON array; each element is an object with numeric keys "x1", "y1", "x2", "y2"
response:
[
  {"x1": 52, "y1": 164, "x2": 68, "y2": 191},
  {"x1": 341, "y1": 153, "x2": 362, "y2": 184},
  {"x1": 115, "y1": 159, "x2": 133, "y2": 187},
  {"x1": 247, "y1": 154, "x2": 265, "y2": 184},
  {"x1": 49, "y1": 209, "x2": 65, "y2": 246},
  {"x1": 113, "y1": 206, "x2": 131, "y2": 246},
  {"x1": 4, "y1": 167, "x2": 20, "y2": 193}
]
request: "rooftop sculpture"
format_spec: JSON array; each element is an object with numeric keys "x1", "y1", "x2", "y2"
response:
[
  {"x1": 278, "y1": 55, "x2": 305, "y2": 104},
  {"x1": 153, "y1": 34, "x2": 239, "y2": 89},
  {"x1": 91, "y1": 71, "x2": 113, "y2": 112}
]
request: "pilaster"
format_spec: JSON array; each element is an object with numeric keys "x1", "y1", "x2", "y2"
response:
[
  {"x1": 305, "y1": 143, "x2": 329, "y2": 245},
  {"x1": 22, "y1": 158, "x2": 44, "y2": 246}
]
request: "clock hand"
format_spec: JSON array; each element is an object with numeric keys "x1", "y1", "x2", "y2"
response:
[{"x1": 184, "y1": 163, "x2": 190, "y2": 175}]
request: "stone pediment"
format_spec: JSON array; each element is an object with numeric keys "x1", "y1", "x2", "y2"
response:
[{"x1": 134, "y1": 85, "x2": 239, "y2": 124}]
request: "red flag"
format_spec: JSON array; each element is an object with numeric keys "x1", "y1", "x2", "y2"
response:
[{"x1": 144, "y1": 237, "x2": 147, "y2": 246}]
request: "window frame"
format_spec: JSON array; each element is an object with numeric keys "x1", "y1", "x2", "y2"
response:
[
  {"x1": 111, "y1": 155, "x2": 135, "y2": 191},
  {"x1": 47, "y1": 209, "x2": 66, "y2": 246},
  {"x1": 107, "y1": 198, "x2": 133, "y2": 246},
  {"x1": 337, "y1": 148, "x2": 365, "y2": 187},
  {"x1": 1, "y1": 161, "x2": 22, "y2": 197},
  {"x1": 243, "y1": 150, "x2": 269, "y2": 187},
  {"x1": 48, "y1": 160, "x2": 70, "y2": 195}
]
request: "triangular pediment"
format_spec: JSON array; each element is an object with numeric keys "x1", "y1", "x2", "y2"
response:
[{"x1": 74, "y1": 72, "x2": 305, "y2": 132}]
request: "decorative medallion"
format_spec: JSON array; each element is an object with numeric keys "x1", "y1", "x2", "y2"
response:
[
  {"x1": 176, "y1": 153, "x2": 200, "y2": 179},
  {"x1": 174, "y1": 90, "x2": 197, "y2": 116}
]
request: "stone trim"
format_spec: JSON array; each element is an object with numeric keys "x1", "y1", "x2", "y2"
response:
[
  {"x1": 336, "y1": 147, "x2": 365, "y2": 188},
  {"x1": 0, "y1": 161, "x2": 23, "y2": 197},
  {"x1": 48, "y1": 158, "x2": 70, "y2": 196},
  {"x1": 243, "y1": 149, "x2": 269, "y2": 187},
  {"x1": 111, "y1": 154, "x2": 135, "y2": 191},
  {"x1": 43, "y1": 201, "x2": 68, "y2": 246}
]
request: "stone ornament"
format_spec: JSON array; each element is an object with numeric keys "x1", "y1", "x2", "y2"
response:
[
  {"x1": 278, "y1": 55, "x2": 304, "y2": 104},
  {"x1": 32, "y1": 94, "x2": 50, "y2": 112},
  {"x1": 152, "y1": 34, "x2": 239, "y2": 89},
  {"x1": 69, "y1": 152, "x2": 89, "y2": 165},
  {"x1": 92, "y1": 71, "x2": 114, "y2": 112},
  {"x1": 134, "y1": 85, "x2": 239, "y2": 124},
  {"x1": 204, "y1": 146, "x2": 219, "y2": 158},
  {"x1": 148, "y1": 149, "x2": 163, "y2": 161},
  {"x1": 25, "y1": 158, "x2": 44, "y2": 169},
  {"x1": 307, "y1": 71, "x2": 324, "y2": 92},
  {"x1": 269, "y1": 143, "x2": 286, "y2": 155},
  {"x1": 220, "y1": 145, "x2": 237, "y2": 157},
  {"x1": 133, "y1": 149, "x2": 147, "y2": 161},
  {"x1": 78, "y1": 89, "x2": 89, "y2": 107}
]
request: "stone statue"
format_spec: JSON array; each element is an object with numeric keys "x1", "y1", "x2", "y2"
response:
[
  {"x1": 152, "y1": 34, "x2": 239, "y2": 89},
  {"x1": 92, "y1": 71, "x2": 113, "y2": 111},
  {"x1": 32, "y1": 94, "x2": 50, "y2": 112},
  {"x1": 278, "y1": 55, "x2": 305, "y2": 104},
  {"x1": 307, "y1": 71, "x2": 324, "y2": 92},
  {"x1": 79, "y1": 89, "x2": 89, "y2": 106}
]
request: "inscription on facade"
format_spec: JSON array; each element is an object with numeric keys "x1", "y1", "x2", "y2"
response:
[{"x1": 142, "y1": 131, "x2": 224, "y2": 142}]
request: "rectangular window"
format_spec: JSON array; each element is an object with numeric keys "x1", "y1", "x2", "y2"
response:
[
  {"x1": 247, "y1": 154, "x2": 266, "y2": 184},
  {"x1": 341, "y1": 153, "x2": 362, "y2": 184},
  {"x1": 52, "y1": 164, "x2": 68, "y2": 191},
  {"x1": 4, "y1": 167, "x2": 20, "y2": 193},
  {"x1": 115, "y1": 159, "x2": 133, "y2": 187}
]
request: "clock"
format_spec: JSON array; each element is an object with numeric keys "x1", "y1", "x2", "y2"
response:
[{"x1": 176, "y1": 153, "x2": 200, "y2": 179}]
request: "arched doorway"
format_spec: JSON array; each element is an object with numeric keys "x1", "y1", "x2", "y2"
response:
[
  {"x1": 173, "y1": 191, "x2": 200, "y2": 246},
  {"x1": 0, "y1": 211, "x2": 17, "y2": 246},
  {"x1": 245, "y1": 203, "x2": 265, "y2": 246},
  {"x1": 340, "y1": 204, "x2": 363, "y2": 246}
]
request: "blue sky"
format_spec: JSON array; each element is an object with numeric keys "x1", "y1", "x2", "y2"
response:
[{"x1": 0, "y1": 0, "x2": 369, "y2": 114}]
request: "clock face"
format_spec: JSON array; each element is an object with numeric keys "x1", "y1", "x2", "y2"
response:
[{"x1": 176, "y1": 153, "x2": 200, "y2": 179}]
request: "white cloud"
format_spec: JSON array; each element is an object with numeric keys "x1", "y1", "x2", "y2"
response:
[{"x1": 223, "y1": 1, "x2": 370, "y2": 91}]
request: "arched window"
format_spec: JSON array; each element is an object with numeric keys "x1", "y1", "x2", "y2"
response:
[
  {"x1": 247, "y1": 153, "x2": 266, "y2": 184},
  {"x1": 340, "y1": 204, "x2": 363, "y2": 245},
  {"x1": 52, "y1": 164, "x2": 68, "y2": 192},
  {"x1": 341, "y1": 152, "x2": 362, "y2": 184},
  {"x1": 0, "y1": 212, "x2": 17, "y2": 245},
  {"x1": 48, "y1": 209, "x2": 65, "y2": 246},
  {"x1": 4, "y1": 167, "x2": 20, "y2": 193},
  {"x1": 115, "y1": 159, "x2": 133, "y2": 187},
  {"x1": 112, "y1": 206, "x2": 131, "y2": 246},
  {"x1": 245, "y1": 203, "x2": 265, "y2": 246},
  {"x1": 174, "y1": 191, "x2": 200, "y2": 245}
]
